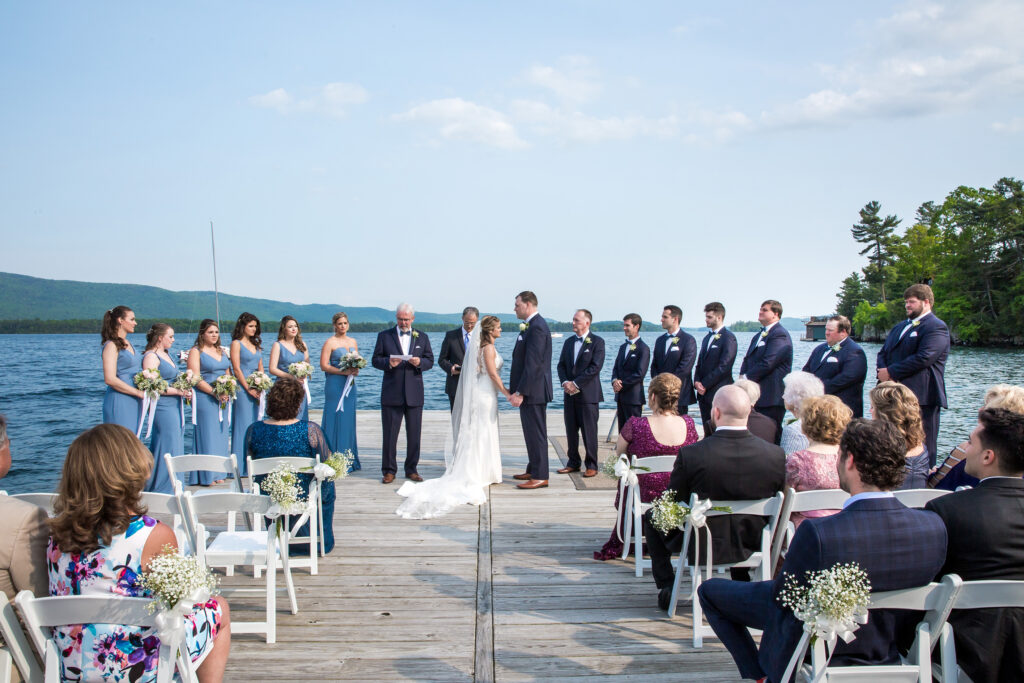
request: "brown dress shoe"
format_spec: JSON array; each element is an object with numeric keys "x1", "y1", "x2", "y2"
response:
[
  {"x1": 512, "y1": 472, "x2": 533, "y2": 480},
  {"x1": 406, "y1": 473, "x2": 424, "y2": 482},
  {"x1": 582, "y1": 469, "x2": 598, "y2": 478},
  {"x1": 556, "y1": 466, "x2": 580, "y2": 474},
  {"x1": 516, "y1": 479, "x2": 549, "y2": 489},
  {"x1": 382, "y1": 473, "x2": 395, "y2": 484}
]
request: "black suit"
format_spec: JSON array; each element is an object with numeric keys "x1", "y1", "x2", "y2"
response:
[
  {"x1": 694, "y1": 328, "x2": 738, "y2": 423},
  {"x1": 643, "y1": 429, "x2": 786, "y2": 589},
  {"x1": 802, "y1": 337, "x2": 868, "y2": 417},
  {"x1": 925, "y1": 478, "x2": 1024, "y2": 682},
  {"x1": 739, "y1": 324, "x2": 793, "y2": 440},
  {"x1": 371, "y1": 327, "x2": 434, "y2": 476},
  {"x1": 612, "y1": 338, "x2": 651, "y2": 431},
  {"x1": 438, "y1": 327, "x2": 470, "y2": 410},
  {"x1": 650, "y1": 330, "x2": 697, "y2": 412},
  {"x1": 556, "y1": 332, "x2": 605, "y2": 471},
  {"x1": 510, "y1": 314, "x2": 553, "y2": 480}
]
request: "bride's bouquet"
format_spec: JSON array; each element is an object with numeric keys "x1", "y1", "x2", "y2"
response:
[
  {"x1": 246, "y1": 370, "x2": 273, "y2": 393},
  {"x1": 336, "y1": 351, "x2": 367, "y2": 372},
  {"x1": 288, "y1": 361, "x2": 314, "y2": 379},
  {"x1": 171, "y1": 370, "x2": 200, "y2": 404},
  {"x1": 302, "y1": 451, "x2": 353, "y2": 482},
  {"x1": 211, "y1": 374, "x2": 237, "y2": 404},
  {"x1": 649, "y1": 490, "x2": 732, "y2": 535},
  {"x1": 133, "y1": 367, "x2": 168, "y2": 400}
]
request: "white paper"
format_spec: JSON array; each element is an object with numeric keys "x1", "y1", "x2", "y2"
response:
[{"x1": 390, "y1": 354, "x2": 413, "y2": 361}]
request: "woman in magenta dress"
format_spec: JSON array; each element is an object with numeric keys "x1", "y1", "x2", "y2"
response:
[
  {"x1": 595, "y1": 374, "x2": 698, "y2": 561},
  {"x1": 784, "y1": 395, "x2": 851, "y2": 528}
]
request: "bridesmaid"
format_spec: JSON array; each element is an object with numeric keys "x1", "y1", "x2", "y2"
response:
[
  {"x1": 141, "y1": 323, "x2": 190, "y2": 493},
  {"x1": 188, "y1": 319, "x2": 232, "y2": 486},
  {"x1": 269, "y1": 315, "x2": 310, "y2": 422},
  {"x1": 319, "y1": 312, "x2": 362, "y2": 472},
  {"x1": 101, "y1": 305, "x2": 144, "y2": 432},
  {"x1": 230, "y1": 312, "x2": 264, "y2": 477}
]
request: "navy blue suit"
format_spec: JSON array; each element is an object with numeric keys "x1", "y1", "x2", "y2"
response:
[
  {"x1": 372, "y1": 327, "x2": 434, "y2": 476},
  {"x1": 739, "y1": 324, "x2": 792, "y2": 439},
  {"x1": 556, "y1": 332, "x2": 605, "y2": 471},
  {"x1": 650, "y1": 330, "x2": 697, "y2": 412},
  {"x1": 694, "y1": 328, "x2": 738, "y2": 423},
  {"x1": 802, "y1": 338, "x2": 868, "y2": 418},
  {"x1": 611, "y1": 338, "x2": 650, "y2": 431},
  {"x1": 698, "y1": 497, "x2": 947, "y2": 682},
  {"x1": 877, "y1": 314, "x2": 949, "y2": 464},
  {"x1": 510, "y1": 314, "x2": 553, "y2": 480}
]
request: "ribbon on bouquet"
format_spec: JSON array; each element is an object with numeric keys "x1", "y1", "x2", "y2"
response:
[
  {"x1": 218, "y1": 397, "x2": 233, "y2": 424},
  {"x1": 190, "y1": 397, "x2": 197, "y2": 426},
  {"x1": 257, "y1": 390, "x2": 268, "y2": 421},
  {"x1": 311, "y1": 463, "x2": 337, "y2": 480},
  {"x1": 303, "y1": 377, "x2": 311, "y2": 405},
  {"x1": 137, "y1": 393, "x2": 159, "y2": 439},
  {"x1": 614, "y1": 454, "x2": 639, "y2": 486},
  {"x1": 179, "y1": 397, "x2": 186, "y2": 429},
  {"x1": 336, "y1": 375, "x2": 355, "y2": 412},
  {"x1": 152, "y1": 587, "x2": 211, "y2": 646}
]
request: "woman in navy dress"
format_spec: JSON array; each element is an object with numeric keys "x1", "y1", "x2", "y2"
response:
[
  {"x1": 319, "y1": 312, "x2": 362, "y2": 472},
  {"x1": 230, "y1": 312, "x2": 264, "y2": 477},
  {"x1": 101, "y1": 305, "x2": 144, "y2": 432},
  {"x1": 188, "y1": 319, "x2": 232, "y2": 486},
  {"x1": 269, "y1": 315, "x2": 311, "y2": 422},
  {"x1": 141, "y1": 323, "x2": 191, "y2": 493}
]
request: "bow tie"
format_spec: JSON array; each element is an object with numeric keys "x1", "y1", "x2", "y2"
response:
[
  {"x1": 399, "y1": 330, "x2": 411, "y2": 337},
  {"x1": 576, "y1": 336, "x2": 585, "y2": 343}
]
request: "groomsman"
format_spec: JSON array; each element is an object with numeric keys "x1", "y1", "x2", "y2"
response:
[
  {"x1": 556, "y1": 309, "x2": 605, "y2": 477},
  {"x1": 650, "y1": 305, "x2": 697, "y2": 414},
  {"x1": 509, "y1": 291, "x2": 553, "y2": 489},
  {"x1": 371, "y1": 303, "x2": 434, "y2": 484},
  {"x1": 438, "y1": 306, "x2": 479, "y2": 410},
  {"x1": 876, "y1": 284, "x2": 950, "y2": 466},
  {"x1": 739, "y1": 299, "x2": 792, "y2": 442},
  {"x1": 694, "y1": 301, "x2": 737, "y2": 424},
  {"x1": 802, "y1": 314, "x2": 868, "y2": 417},
  {"x1": 612, "y1": 313, "x2": 651, "y2": 431}
]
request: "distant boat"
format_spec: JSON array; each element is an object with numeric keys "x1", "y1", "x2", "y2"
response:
[{"x1": 551, "y1": 332, "x2": 564, "y2": 338}]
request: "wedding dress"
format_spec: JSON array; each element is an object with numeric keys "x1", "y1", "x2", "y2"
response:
[{"x1": 396, "y1": 326, "x2": 503, "y2": 519}]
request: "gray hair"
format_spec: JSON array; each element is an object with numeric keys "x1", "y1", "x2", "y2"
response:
[
  {"x1": 733, "y1": 378, "x2": 760, "y2": 405},
  {"x1": 0, "y1": 414, "x2": 7, "y2": 446},
  {"x1": 783, "y1": 371, "x2": 825, "y2": 414},
  {"x1": 462, "y1": 306, "x2": 480, "y2": 318},
  {"x1": 396, "y1": 303, "x2": 415, "y2": 315}
]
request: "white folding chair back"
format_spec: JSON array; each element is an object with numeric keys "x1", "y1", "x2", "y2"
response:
[
  {"x1": 139, "y1": 491, "x2": 191, "y2": 552},
  {"x1": 616, "y1": 455, "x2": 676, "y2": 577},
  {"x1": 0, "y1": 600, "x2": 42, "y2": 683},
  {"x1": 7, "y1": 493, "x2": 58, "y2": 516},
  {"x1": 933, "y1": 578, "x2": 1024, "y2": 683},
  {"x1": 14, "y1": 592, "x2": 182, "y2": 683},
  {"x1": 771, "y1": 488, "x2": 850, "y2": 569},
  {"x1": 163, "y1": 453, "x2": 245, "y2": 494},
  {"x1": 247, "y1": 454, "x2": 325, "y2": 569},
  {"x1": 893, "y1": 488, "x2": 951, "y2": 508}
]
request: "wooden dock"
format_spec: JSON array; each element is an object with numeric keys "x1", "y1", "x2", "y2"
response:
[{"x1": 221, "y1": 409, "x2": 742, "y2": 681}]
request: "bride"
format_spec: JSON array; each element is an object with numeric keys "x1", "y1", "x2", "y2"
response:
[{"x1": 396, "y1": 315, "x2": 510, "y2": 519}]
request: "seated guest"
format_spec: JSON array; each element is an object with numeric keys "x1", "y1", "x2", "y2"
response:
[
  {"x1": 244, "y1": 376, "x2": 336, "y2": 555},
  {"x1": 0, "y1": 414, "x2": 48, "y2": 602},
  {"x1": 705, "y1": 379, "x2": 778, "y2": 445},
  {"x1": 594, "y1": 374, "x2": 698, "y2": 561},
  {"x1": 645, "y1": 385, "x2": 786, "y2": 610},
  {"x1": 785, "y1": 395, "x2": 852, "y2": 528},
  {"x1": 780, "y1": 371, "x2": 825, "y2": 455},
  {"x1": 48, "y1": 424, "x2": 231, "y2": 682},
  {"x1": 871, "y1": 381, "x2": 931, "y2": 489},
  {"x1": 925, "y1": 407, "x2": 1024, "y2": 682},
  {"x1": 698, "y1": 419, "x2": 947, "y2": 683}
]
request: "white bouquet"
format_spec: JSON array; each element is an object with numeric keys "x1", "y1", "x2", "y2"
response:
[
  {"x1": 302, "y1": 451, "x2": 353, "y2": 482},
  {"x1": 138, "y1": 545, "x2": 218, "y2": 644},
  {"x1": 649, "y1": 491, "x2": 732, "y2": 535},
  {"x1": 261, "y1": 464, "x2": 307, "y2": 516},
  {"x1": 133, "y1": 367, "x2": 168, "y2": 400},
  {"x1": 288, "y1": 361, "x2": 314, "y2": 379},
  {"x1": 777, "y1": 562, "x2": 871, "y2": 651},
  {"x1": 246, "y1": 370, "x2": 273, "y2": 393}
]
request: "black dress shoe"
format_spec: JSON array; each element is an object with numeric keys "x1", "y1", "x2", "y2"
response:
[{"x1": 658, "y1": 587, "x2": 673, "y2": 612}]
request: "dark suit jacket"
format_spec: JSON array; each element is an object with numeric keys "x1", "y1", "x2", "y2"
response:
[
  {"x1": 556, "y1": 333, "x2": 605, "y2": 403},
  {"x1": 509, "y1": 314, "x2": 553, "y2": 405},
  {"x1": 802, "y1": 337, "x2": 868, "y2": 417},
  {"x1": 651, "y1": 330, "x2": 697, "y2": 407},
  {"x1": 704, "y1": 410, "x2": 778, "y2": 445},
  {"x1": 759, "y1": 497, "x2": 947, "y2": 683},
  {"x1": 926, "y1": 478, "x2": 1024, "y2": 682},
  {"x1": 740, "y1": 324, "x2": 793, "y2": 409},
  {"x1": 667, "y1": 429, "x2": 786, "y2": 565},
  {"x1": 371, "y1": 327, "x2": 434, "y2": 407},
  {"x1": 694, "y1": 328, "x2": 737, "y2": 398},
  {"x1": 438, "y1": 327, "x2": 468, "y2": 398},
  {"x1": 612, "y1": 338, "x2": 650, "y2": 407},
  {"x1": 876, "y1": 313, "x2": 950, "y2": 408}
]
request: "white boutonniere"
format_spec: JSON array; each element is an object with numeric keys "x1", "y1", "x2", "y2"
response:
[
  {"x1": 830, "y1": 342, "x2": 842, "y2": 352},
  {"x1": 519, "y1": 322, "x2": 529, "y2": 332},
  {"x1": 714, "y1": 333, "x2": 721, "y2": 341},
  {"x1": 670, "y1": 336, "x2": 679, "y2": 345},
  {"x1": 911, "y1": 319, "x2": 921, "y2": 327},
  {"x1": 584, "y1": 337, "x2": 592, "y2": 344},
  {"x1": 760, "y1": 330, "x2": 768, "y2": 339},
  {"x1": 411, "y1": 330, "x2": 419, "y2": 338},
  {"x1": 629, "y1": 343, "x2": 637, "y2": 351}
]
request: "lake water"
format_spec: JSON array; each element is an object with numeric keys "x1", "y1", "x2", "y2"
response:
[{"x1": 2, "y1": 330, "x2": 1022, "y2": 494}]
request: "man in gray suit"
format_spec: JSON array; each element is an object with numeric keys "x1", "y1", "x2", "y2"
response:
[{"x1": 0, "y1": 414, "x2": 48, "y2": 602}]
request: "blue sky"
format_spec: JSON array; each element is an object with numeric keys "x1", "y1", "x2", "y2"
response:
[{"x1": 1, "y1": 1, "x2": 1020, "y2": 326}]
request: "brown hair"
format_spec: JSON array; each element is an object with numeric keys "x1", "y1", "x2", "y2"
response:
[
  {"x1": 144, "y1": 323, "x2": 171, "y2": 351},
  {"x1": 277, "y1": 315, "x2": 307, "y2": 353},
  {"x1": 516, "y1": 291, "x2": 538, "y2": 307},
  {"x1": 101, "y1": 305, "x2": 133, "y2": 351},
  {"x1": 870, "y1": 381, "x2": 924, "y2": 450},
  {"x1": 192, "y1": 318, "x2": 220, "y2": 349},
  {"x1": 49, "y1": 424, "x2": 151, "y2": 554},
  {"x1": 331, "y1": 312, "x2": 349, "y2": 326},
  {"x1": 648, "y1": 373, "x2": 681, "y2": 415},
  {"x1": 977, "y1": 407, "x2": 1024, "y2": 475},
  {"x1": 266, "y1": 376, "x2": 305, "y2": 420},
  {"x1": 623, "y1": 313, "x2": 642, "y2": 328},
  {"x1": 232, "y1": 312, "x2": 263, "y2": 350},
  {"x1": 478, "y1": 315, "x2": 501, "y2": 347},
  {"x1": 800, "y1": 395, "x2": 852, "y2": 445},
  {"x1": 577, "y1": 309, "x2": 593, "y2": 323},
  {"x1": 761, "y1": 299, "x2": 783, "y2": 317},
  {"x1": 839, "y1": 419, "x2": 907, "y2": 489},
  {"x1": 663, "y1": 305, "x2": 682, "y2": 322},
  {"x1": 704, "y1": 301, "x2": 725, "y2": 317},
  {"x1": 904, "y1": 283, "x2": 934, "y2": 304},
  {"x1": 828, "y1": 315, "x2": 852, "y2": 335}
]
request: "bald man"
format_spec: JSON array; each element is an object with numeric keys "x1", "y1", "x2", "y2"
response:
[{"x1": 643, "y1": 385, "x2": 787, "y2": 609}]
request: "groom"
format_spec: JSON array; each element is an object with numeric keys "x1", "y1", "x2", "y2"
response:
[
  {"x1": 372, "y1": 303, "x2": 434, "y2": 484},
  {"x1": 509, "y1": 291, "x2": 553, "y2": 489}
]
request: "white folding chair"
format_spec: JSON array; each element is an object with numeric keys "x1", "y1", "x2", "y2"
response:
[
  {"x1": 770, "y1": 488, "x2": 851, "y2": 569},
  {"x1": 163, "y1": 453, "x2": 245, "y2": 494},
  {"x1": 0, "y1": 599, "x2": 42, "y2": 683},
  {"x1": 933, "y1": 578, "x2": 1024, "y2": 683},
  {"x1": 180, "y1": 491, "x2": 298, "y2": 644},
  {"x1": 667, "y1": 491, "x2": 786, "y2": 648},
  {"x1": 893, "y1": 488, "x2": 952, "y2": 508},
  {"x1": 781, "y1": 573, "x2": 963, "y2": 683},
  {"x1": 139, "y1": 491, "x2": 191, "y2": 552},
  {"x1": 6, "y1": 492, "x2": 58, "y2": 516},
  {"x1": 247, "y1": 455, "x2": 324, "y2": 574},
  {"x1": 14, "y1": 592, "x2": 184, "y2": 683},
  {"x1": 617, "y1": 455, "x2": 677, "y2": 577}
]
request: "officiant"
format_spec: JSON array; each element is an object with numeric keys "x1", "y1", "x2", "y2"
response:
[{"x1": 438, "y1": 307, "x2": 479, "y2": 410}]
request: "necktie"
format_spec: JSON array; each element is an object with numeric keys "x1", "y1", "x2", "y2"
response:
[{"x1": 464, "y1": 332, "x2": 469, "y2": 349}]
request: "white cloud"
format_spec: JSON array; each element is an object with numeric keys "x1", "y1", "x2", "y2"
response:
[
  {"x1": 393, "y1": 98, "x2": 527, "y2": 149},
  {"x1": 510, "y1": 99, "x2": 680, "y2": 143},
  {"x1": 522, "y1": 57, "x2": 601, "y2": 104},
  {"x1": 992, "y1": 117, "x2": 1024, "y2": 133},
  {"x1": 249, "y1": 82, "x2": 369, "y2": 118}
]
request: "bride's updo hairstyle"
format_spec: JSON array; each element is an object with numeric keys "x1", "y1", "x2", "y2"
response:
[
  {"x1": 649, "y1": 373, "x2": 682, "y2": 415},
  {"x1": 478, "y1": 315, "x2": 501, "y2": 347}
]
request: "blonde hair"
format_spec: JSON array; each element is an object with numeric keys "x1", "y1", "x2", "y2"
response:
[
  {"x1": 479, "y1": 315, "x2": 500, "y2": 347},
  {"x1": 870, "y1": 381, "x2": 924, "y2": 450},
  {"x1": 984, "y1": 384, "x2": 1024, "y2": 414},
  {"x1": 649, "y1": 373, "x2": 682, "y2": 415},
  {"x1": 800, "y1": 395, "x2": 852, "y2": 445}
]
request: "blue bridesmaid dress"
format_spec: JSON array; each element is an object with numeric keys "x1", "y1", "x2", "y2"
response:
[
  {"x1": 275, "y1": 342, "x2": 309, "y2": 421},
  {"x1": 231, "y1": 344, "x2": 262, "y2": 477},
  {"x1": 191, "y1": 350, "x2": 232, "y2": 485},
  {"x1": 143, "y1": 352, "x2": 182, "y2": 493},
  {"x1": 321, "y1": 346, "x2": 361, "y2": 472},
  {"x1": 102, "y1": 342, "x2": 143, "y2": 433}
]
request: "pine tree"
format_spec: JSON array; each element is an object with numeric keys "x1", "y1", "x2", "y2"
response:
[{"x1": 851, "y1": 201, "x2": 901, "y2": 302}]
